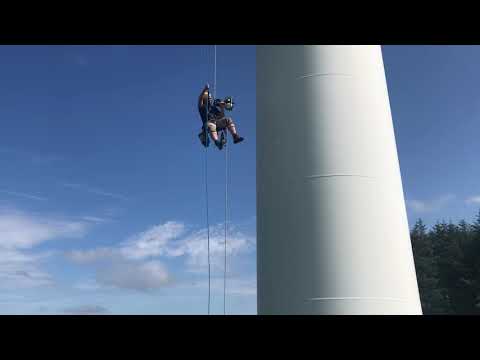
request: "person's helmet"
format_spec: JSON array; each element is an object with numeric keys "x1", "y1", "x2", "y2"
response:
[{"x1": 224, "y1": 96, "x2": 234, "y2": 111}]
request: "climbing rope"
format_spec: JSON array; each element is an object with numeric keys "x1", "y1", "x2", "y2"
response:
[
  {"x1": 215, "y1": 44, "x2": 229, "y2": 316},
  {"x1": 214, "y1": 45, "x2": 217, "y2": 99},
  {"x1": 205, "y1": 90, "x2": 211, "y2": 316},
  {"x1": 204, "y1": 45, "x2": 229, "y2": 315},
  {"x1": 224, "y1": 124, "x2": 228, "y2": 316},
  {"x1": 202, "y1": 45, "x2": 211, "y2": 316}
]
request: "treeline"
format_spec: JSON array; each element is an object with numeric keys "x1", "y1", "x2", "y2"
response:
[{"x1": 411, "y1": 210, "x2": 480, "y2": 314}]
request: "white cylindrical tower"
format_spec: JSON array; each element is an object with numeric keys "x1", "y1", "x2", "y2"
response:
[{"x1": 256, "y1": 45, "x2": 422, "y2": 315}]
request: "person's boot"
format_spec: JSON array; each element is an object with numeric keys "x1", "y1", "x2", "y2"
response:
[
  {"x1": 198, "y1": 131, "x2": 209, "y2": 147},
  {"x1": 233, "y1": 134, "x2": 244, "y2": 144},
  {"x1": 214, "y1": 139, "x2": 224, "y2": 150},
  {"x1": 220, "y1": 131, "x2": 226, "y2": 145}
]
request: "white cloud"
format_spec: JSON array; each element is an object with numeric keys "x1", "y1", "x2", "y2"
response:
[
  {"x1": 0, "y1": 209, "x2": 89, "y2": 289},
  {"x1": 466, "y1": 196, "x2": 480, "y2": 205},
  {"x1": 0, "y1": 190, "x2": 47, "y2": 201},
  {"x1": 226, "y1": 279, "x2": 257, "y2": 296},
  {"x1": 81, "y1": 216, "x2": 111, "y2": 224},
  {"x1": 188, "y1": 277, "x2": 257, "y2": 296},
  {"x1": 63, "y1": 305, "x2": 108, "y2": 315},
  {"x1": 119, "y1": 221, "x2": 253, "y2": 271},
  {"x1": 0, "y1": 249, "x2": 54, "y2": 288},
  {"x1": 406, "y1": 194, "x2": 455, "y2": 213},
  {"x1": 120, "y1": 221, "x2": 186, "y2": 260},
  {"x1": 65, "y1": 221, "x2": 187, "y2": 264},
  {"x1": 67, "y1": 220, "x2": 254, "y2": 292},
  {"x1": 66, "y1": 247, "x2": 118, "y2": 264},
  {"x1": 72, "y1": 279, "x2": 101, "y2": 291},
  {"x1": 96, "y1": 260, "x2": 170, "y2": 291},
  {"x1": 62, "y1": 182, "x2": 128, "y2": 201},
  {"x1": 166, "y1": 224, "x2": 253, "y2": 271},
  {"x1": 71, "y1": 258, "x2": 172, "y2": 292},
  {"x1": 0, "y1": 210, "x2": 88, "y2": 250}
]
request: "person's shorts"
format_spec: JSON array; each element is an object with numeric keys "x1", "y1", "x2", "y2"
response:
[{"x1": 207, "y1": 117, "x2": 232, "y2": 132}]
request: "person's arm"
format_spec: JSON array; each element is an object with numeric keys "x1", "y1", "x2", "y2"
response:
[{"x1": 198, "y1": 84, "x2": 210, "y2": 109}]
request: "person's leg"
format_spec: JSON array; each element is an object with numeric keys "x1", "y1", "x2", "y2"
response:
[
  {"x1": 225, "y1": 118, "x2": 237, "y2": 135},
  {"x1": 224, "y1": 118, "x2": 244, "y2": 144},
  {"x1": 207, "y1": 121, "x2": 224, "y2": 150},
  {"x1": 207, "y1": 121, "x2": 219, "y2": 141},
  {"x1": 198, "y1": 127, "x2": 209, "y2": 147}
]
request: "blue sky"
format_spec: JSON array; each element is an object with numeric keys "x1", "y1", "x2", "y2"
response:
[
  {"x1": 383, "y1": 45, "x2": 480, "y2": 226},
  {"x1": 0, "y1": 45, "x2": 479, "y2": 314}
]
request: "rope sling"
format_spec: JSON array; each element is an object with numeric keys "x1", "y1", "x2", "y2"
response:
[{"x1": 204, "y1": 45, "x2": 229, "y2": 315}]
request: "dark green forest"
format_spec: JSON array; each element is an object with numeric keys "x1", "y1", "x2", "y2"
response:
[{"x1": 411, "y1": 210, "x2": 480, "y2": 314}]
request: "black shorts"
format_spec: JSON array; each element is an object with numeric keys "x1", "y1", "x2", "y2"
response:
[{"x1": 211, "y1": 117, "x2": 230, "y2": 130}]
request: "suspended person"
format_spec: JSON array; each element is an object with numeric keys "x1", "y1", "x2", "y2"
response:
[{"x1": 198, "y1": 84, "x2": 244, "y2": 150}]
